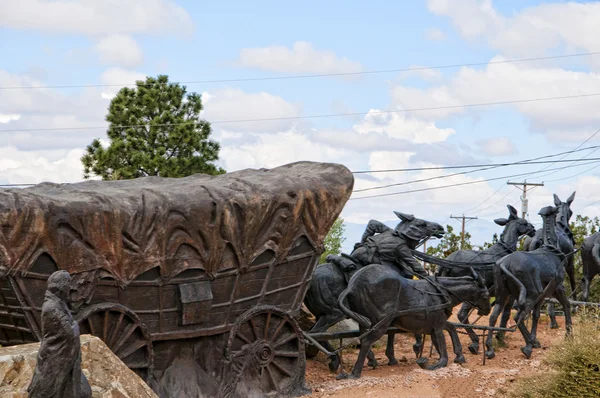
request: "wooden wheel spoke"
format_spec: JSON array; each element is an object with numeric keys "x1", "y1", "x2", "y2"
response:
[
  {"x1": 271, "y1": 359, "x2": 292, "y2": 377},
  {"x1": 265, "y1": 363, "x2": 279, "y2": 392},
  {"x1": 86, "y1": 316, "x2": 96, "y2": 336},
  {"x1": 274, "y1": 350, "x2": 299, "y2": 358},
  {"x1": 102, "y1": 310, "x2": 110, "y2": 341},
  {"x1": 107, "y1": 312, "x2": 125, "y2": 348},
  {"x1": 112, "y1": 323, "x2": 138, "y2": 354},
  {"x1": 264, "y1": 311, "x2": 272, "y2": 340},
  {"x1": 127, "y1": 361, "x2": 151, "y2": 369},
  {"x1": 235, "y1": 331, "x2": 251, "y2": 345},
  {"x1": 249, "y1": 318, "x2": 260, "y2": 340},
  {"x1": 269, "y1": 319, "x2": 286, "y2": 343},
  {"x1": 117, "y1": 339, "x2": 148, "y2": 359},
  {"x1": 273, "y1": 333, "x2": 297, "y2": 349}
]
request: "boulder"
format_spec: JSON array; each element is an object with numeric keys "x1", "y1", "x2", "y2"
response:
[{"x1": 0, "y1": 335, "x2": 157, "y2": 398}]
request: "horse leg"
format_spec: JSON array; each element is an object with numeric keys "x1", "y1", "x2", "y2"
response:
[
  {"x1": 457, "y1": 302, "x2": 479, "y2": 354},
  {"x1": 580, "y1": 275, "x2": 591, "y2": 302},
  {"x1": 423, "y1": 328, "x2": 448, "y2": 370},
  {"x1": 308, "y1": 313, "x2": 345, "y2": 372},
  {"x1": 567, "y1": 255, "x2": 576, "y2": 296},
  {"x1": 385, "y1": 333, "x2": 398, "y2": 366},
  {"x1": 554, "y1": 285, "x2": 573, "y2": 336},
  {"x1": 496, "y1": 298, "x2": 513, "y2": 344},
  {"x1": 444, "y1": 322, "x2": 465, "y2": 364},
  {"x1": 413, "y1": 334, "x2": 424, "y2": 358},
  {"x1": 337, "y1": 321, "x2": 391, "y2": 380},
  {"x1": 530, "y1": 301, "x2": 543, "y2": 349},
  {"x1": 366, "y1": 349, "x2": 378, "y2": 369},
  {"x1": 547, "y1": 302, "x2": 559, "y2": 329},
  {"x1": 485, "y1": 297, "x2": 507, "y2": 359},
  {"x1": 515, "y1": 313, "x2": 536, "y2": 359}
]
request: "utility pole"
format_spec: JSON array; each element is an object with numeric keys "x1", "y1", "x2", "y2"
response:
[
  {"x1": 450, "y1": 214, "x2": 477, "y2": 249},
  {"x1": 507, "y1": 180, "x2": 544, "y2": 219}
]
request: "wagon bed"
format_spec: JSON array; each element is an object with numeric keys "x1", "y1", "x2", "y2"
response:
[{"x1": 0, "y1": 161, "x2": 354, "y2": 396}]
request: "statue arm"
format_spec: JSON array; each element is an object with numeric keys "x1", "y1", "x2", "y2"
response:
[
  {"x1": 361, "y1": 220, "x2": 391, "y2": 243},
  {"x1": 396, "y1": 245, "x2": 427, "y2": 277}
]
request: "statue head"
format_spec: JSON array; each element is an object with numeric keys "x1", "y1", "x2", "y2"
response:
[
  {"x1": 47, "y1": 270, "x2": 72, "y2": 302},
  {"x1": 553, "y1": 191, "x2": 576, "y2": 223},
  {"x1": 393, "y1": 211, "x2": 445, "y2": 244}
]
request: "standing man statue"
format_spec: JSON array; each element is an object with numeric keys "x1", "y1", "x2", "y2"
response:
[{"x1": 27, "y1": 270, "x2": 92, "y2": 398}]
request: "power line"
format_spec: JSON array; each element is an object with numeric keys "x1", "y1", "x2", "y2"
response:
[
  {"x1": 3, "y1": 51, "x2": 600, "y2": 90},
  {"x1": 462, "y1": 184, "x2": 506, "y2": 213},
  {"x1": 3, "y1": 92, "x2": 600, "y2": 133},
  {"x1": 352, "y1": 157, "x2": 600, "y2": 193},
  {"x1": 349, "y1": 159, "x2": 600, "y2": 200},
  {"x1": 354, "y1": 144, "x2": 600, "y2": 173}
]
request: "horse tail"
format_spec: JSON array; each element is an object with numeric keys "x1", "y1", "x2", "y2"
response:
[
  {"x1": 498, "y1": 262, "x2": 527, "y2": 310},
  {"x1": 338, "y1": 286, "x2": 371, "y2": 329}
]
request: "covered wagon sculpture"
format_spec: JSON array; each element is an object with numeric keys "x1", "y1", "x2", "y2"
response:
[{"x1": 0, "y1": 161, "x2": 353, "y2": 397}]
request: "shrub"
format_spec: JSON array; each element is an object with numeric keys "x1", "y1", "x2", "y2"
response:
[{"x1": 511, "y1": 317, "x2": 600, "y2": 397}]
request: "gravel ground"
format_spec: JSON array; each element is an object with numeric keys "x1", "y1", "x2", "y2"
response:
[{"x1": 304, "y1": 313, "x2": 564, "y2": 397}]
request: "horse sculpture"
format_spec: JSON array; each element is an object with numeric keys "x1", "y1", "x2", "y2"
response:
[
  {"x1": 303, "y1": 212, "x2": 444, "y2": 372},
  {"x1": 580, "y1": 231, "x2": 600, "y2": 302},
  {"x1": 486, "y1": 205, "x2": 572, "y2": 360},
  {"x1": 522, "y1": 192, "x2": 576, "y2": 329},
  {"x1": 436, "y1": 204, "x2": 536, "y2": 354},
  {"x1": 336, "y1": 265, "x2": 490, "y2": 379}
]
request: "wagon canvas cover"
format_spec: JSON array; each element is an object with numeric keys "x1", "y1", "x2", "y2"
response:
[{"x1": 0, "y1": 161, "x2": 353, "y2": 285}]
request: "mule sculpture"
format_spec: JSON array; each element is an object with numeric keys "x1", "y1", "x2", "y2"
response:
[
  {"x1": 580, "y1": 231, "x2": 600, "y2": 302},
  {"x1": 304, "y1": 212, "x2": 444, "y2": 372},
  {"x1": 523, "y1": 192, "x2": 576, "y2": 329},
  {"x1": 336, "y1": 265, "x2": 490, "y2": 379},
  {"x1": 486, "y1": 205, "x2": 572, "y2": 360},
  {"x1": 436, "y1": 204, "x2": 536, "y2": 354}
]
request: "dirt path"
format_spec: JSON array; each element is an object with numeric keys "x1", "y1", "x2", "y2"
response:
[{"x1": 304, "y1": 313, "x2": 564, "y2": 397}]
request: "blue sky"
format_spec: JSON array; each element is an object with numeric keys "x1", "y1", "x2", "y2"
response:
[{"x1": 2, "y1": 0, "x2": 600, "y2": 253}]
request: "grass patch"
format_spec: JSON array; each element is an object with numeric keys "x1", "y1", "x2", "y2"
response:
[{"x1": 510, "y1": 317, "x2": 600, "y2": 398}]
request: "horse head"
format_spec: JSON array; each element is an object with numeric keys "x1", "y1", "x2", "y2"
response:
[
  {"x1": 393, "y1": 211, "x2": 445, "y2": 242},
  {"x1": 494, "y1": 205, "x2": 536, "y2": 247},
  {"x1": 553, "y1": 191, "x2": 575, "y2": 225},
  {"x1": 469, "y1": 268, "x2": 491, "y2": 316}
]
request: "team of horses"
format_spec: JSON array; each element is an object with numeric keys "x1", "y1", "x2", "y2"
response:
[{"x1": 304, "y1": 191, "x2": 594, "y2": 379}]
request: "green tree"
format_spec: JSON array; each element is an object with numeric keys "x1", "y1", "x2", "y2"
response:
[
  {"x1": 482, "y1": 233, "x2": 499, "y2": 250},
  {"x1": 426, "y1": 224, "x2": 472, "y2": 258},
  {"x1": 82, "y1": 75, "x2": 225, "y2": 180},
  {"x1": 320, "y1": 218, "x2": 346, "y2": 263}
]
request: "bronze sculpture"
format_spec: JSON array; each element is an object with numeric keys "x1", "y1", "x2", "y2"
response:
[
  {"x1": 436, "y1": 205, "x2": 535, "y2": 354},
  {"x1": 304, "y1": 212, "x2": 444, "y2": 372},
  {"x1": 27, "y1": 270, "x2": 92, "y2": 398},
  {"x1": 336, "y1": 265, "x2": 490, "y2": 379},
  {"x1": 580, "y1": 231, "x2": 600, "y2": 302},
  {"x1": 0, "y1": 161, "x2": 354, "y2": 398},
  {"x1": 523, "y1": 192, "x2": 576, "y2": 329},
  {"x1": 486, "y1": 205, "x2": 572, "y2": 360}
]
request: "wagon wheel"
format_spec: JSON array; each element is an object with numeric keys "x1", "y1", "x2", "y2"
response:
[
  {"x1": 224, "y1": 305, "x2": 307, "y2": 397},
  {"x1": 75, "y1": 303, "x2": 154, "y2": 383}
]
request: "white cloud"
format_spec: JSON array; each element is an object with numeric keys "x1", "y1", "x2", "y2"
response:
[
  {"x1": 201, "y1": 88, "x2": 303, "y2": 133},
  {"x1": 353, "y1": 110, "x2": 455, "y2": 144},
  {"x1": 95, "y1": 35, "x2": 143, "y2": 68},
  {"x1": 0, "y1": 0, "x2": 193, "y2": 36},
  {"x1": 427, "y1": 0, "x2": 600, "y2": 63},
  {"x1": 476, "y1": 136, "x2": 517, "y2": 156},
  {"x1": 390, "y1": 57, "x2": 600, "y2": 138},
  {"x1": 0, "y1": 147, "x2": 86, "y2": 184},
  {"x1": 426, "y1": 28, "x2": 446, "y2": 41},
  {"x1": 0, "y1": 114, "x2": 21, "y2": 124},
  {"x1": 238, "y1": 41, "x2": 362, "y2": 76}
]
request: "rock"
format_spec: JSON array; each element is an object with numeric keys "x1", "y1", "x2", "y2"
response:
[{"x1": 0, "y1": 335, "x2": 157, "y2": 398}]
